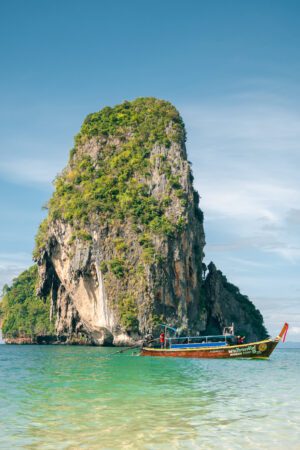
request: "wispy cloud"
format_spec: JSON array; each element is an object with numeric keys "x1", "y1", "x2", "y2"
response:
[
  {"x1": 290, "y1": 326, "x2": 300, "y2": 335},
  {"x1": 253, "y1": 296, "x2": 300, "y2": 340},
  {"x1": 183, "y1": 94, "x2": 300, "y2": 153},
  {"x1": 182, "y1": 90, "x2": 300, "y2": 263},
  {"x1": 0, "y1": 157, "x2": 62, "y2": 186},
  {"x1": 0, "y1": 252, "x2": 32, "y2": 295},
  {"x1": 0, "y1": 110, "x2": 72, "y2": 187}
]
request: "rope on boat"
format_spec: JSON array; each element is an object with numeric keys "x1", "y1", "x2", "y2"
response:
[
  {"x1": 98, "y1": 338, "x2": 159, "y2": 359},
  {"x1": 98, "y1": 345, "x2": 141, "y2": 359}
]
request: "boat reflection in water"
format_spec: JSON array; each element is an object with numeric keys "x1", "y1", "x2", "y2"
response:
[{"x1": 141, "y1": 323, "x2": 289, "y2": 359}]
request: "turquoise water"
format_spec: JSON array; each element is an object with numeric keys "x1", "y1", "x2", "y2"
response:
[{"x1": 0, "y1": 346, "x2": 299, "y2": 449}]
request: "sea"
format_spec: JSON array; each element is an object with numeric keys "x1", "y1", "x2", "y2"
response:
[{"x1": 0, "y1": 345, "x2": 299, "y2": 450}]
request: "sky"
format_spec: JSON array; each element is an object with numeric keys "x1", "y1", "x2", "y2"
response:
[{"x1": 0, "y1": 0, "x2": 299, "y2": 340}]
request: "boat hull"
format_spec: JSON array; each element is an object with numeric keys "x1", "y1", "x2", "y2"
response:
[{"x1": 141, "y1": 338, "x2": 279, "y2": 359}]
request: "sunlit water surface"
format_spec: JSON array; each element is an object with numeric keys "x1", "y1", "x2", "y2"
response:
[{"x1": 0, "y1": 346, "x2": 299, "y2": 449}]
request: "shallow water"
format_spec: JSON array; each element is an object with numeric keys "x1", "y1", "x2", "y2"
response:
[{"x1": 0, "y1": 346, "x2": 299, "y2": 449}]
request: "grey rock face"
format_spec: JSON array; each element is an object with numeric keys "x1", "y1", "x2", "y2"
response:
[{"x1": 203, "y1": 263, "x2": 268, "y2": 341}]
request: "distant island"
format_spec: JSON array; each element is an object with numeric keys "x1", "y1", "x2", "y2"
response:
[{"x1": 0, "y1": 98, "x2": 268, "y2": 345}]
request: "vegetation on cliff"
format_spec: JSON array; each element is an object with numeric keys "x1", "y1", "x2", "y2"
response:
[{"x1": 0, "y1": 266, "x2": 54, "y2": 338}]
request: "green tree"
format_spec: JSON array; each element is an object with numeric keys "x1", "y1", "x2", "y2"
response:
[{"x1": 0, "y1": 265, "x2": 54, "y2": 338}]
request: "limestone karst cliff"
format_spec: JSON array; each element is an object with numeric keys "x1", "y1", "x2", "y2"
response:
[
  {"x1": 34, "y1": 98, "x2": 206, "y2": 345},
  {"x1": 1, "y1": 98, "x2": 268, "y2": 344}
]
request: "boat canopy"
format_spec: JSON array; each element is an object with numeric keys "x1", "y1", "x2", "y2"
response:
[
  {"x1": 159, "y1": 325, "x2": 234, "y2": 341},
  {"x1": 167, "y1": 334, "x2": 235, "y2": 349},
  {"x1": 159, "y1": 324, "x2": 177, "y2": 333},
  {"x1": 168, "y1": 334, "x2": 234, "y2": 341}
]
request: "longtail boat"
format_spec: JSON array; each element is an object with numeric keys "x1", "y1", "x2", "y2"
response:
[{"x1": 141, "y1": 323, "x2": 289, "y2": 359}]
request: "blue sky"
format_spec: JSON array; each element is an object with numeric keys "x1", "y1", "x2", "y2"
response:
[{"x1": 0, "y1": 0, "x2": 299, "y2": 340}]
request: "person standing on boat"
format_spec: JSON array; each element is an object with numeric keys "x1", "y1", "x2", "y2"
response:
[
  {"x1": 160, "y1": 332, "x2": 165, "y2": 348},
  {"x1": 237, "y1": 335, "x2": 245, "y2": 344}
]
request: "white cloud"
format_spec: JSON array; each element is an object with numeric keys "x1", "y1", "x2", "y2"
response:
[
  {"x1": 199, "y1": 180, "x2": 299, "y2": 223},
  {"x1": 0, "y1": 252, "x2": 32, "y2": 295},
  {"x1": 183, "y1": 96, "x2": 300, "y2": 154},
  {"x1": 181, "y1": 91, "x2": 300, "y2": 263},
  {"x1": 290, "y1": 326, "x2": 300, "y2": 335},
  {"x1": 0, "y1": 157, "x2": 61, "y2": 185},
  {"x1": 251, "y1": 296, "x2": 300, "y2": 341}
]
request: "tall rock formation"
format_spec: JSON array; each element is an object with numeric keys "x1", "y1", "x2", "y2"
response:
[
  {"x1": 31, "y1": 97, "x2": 268, "y2": 345},
  {"x1": 34, "y1": 98, "x2": 206, "y2": 345}
]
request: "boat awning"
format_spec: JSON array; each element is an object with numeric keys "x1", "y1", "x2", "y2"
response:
[
  {"x1": 172, "y1": 342, "x2": 227, "y2": 349},
  {"x1": 159, "y1": 324, "x2": 177, "y2": 332},
  {"x1": 169, "y1": 334, "x2": 234, "y2": 341}
]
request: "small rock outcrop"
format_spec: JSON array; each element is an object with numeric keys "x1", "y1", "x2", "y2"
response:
[{"x1": 203, "y1": 263, "x2": 268, "y2": 341}]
